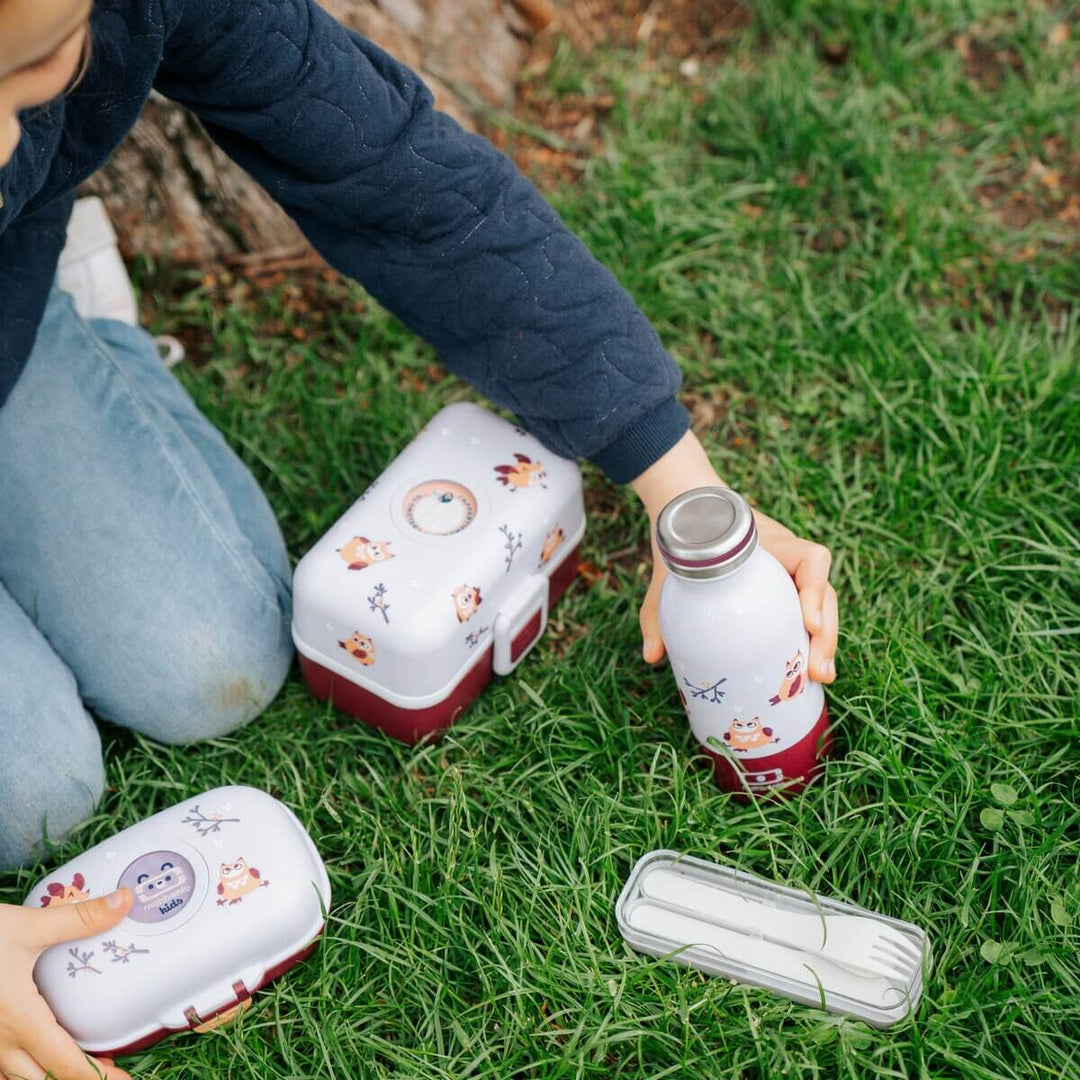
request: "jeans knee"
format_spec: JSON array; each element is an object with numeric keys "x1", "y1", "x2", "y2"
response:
[
  {"x1": 0, "y1": 728, "x2": 105, "y2": 872},
  {"x1": 131, "y1": 599, "x2": 294, "y2": 746}
]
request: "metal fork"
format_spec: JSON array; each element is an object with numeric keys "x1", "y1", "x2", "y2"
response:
[{"x1": 640, "y1": 868, "x2": 922, "y2": 984}]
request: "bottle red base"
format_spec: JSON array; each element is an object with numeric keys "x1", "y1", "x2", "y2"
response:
[{"x1": 704, "y1": 700, "x2": 832, "y2": 797}]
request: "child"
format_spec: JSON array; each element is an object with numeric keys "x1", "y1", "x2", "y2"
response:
[{"x1": 0, "y1": 1, "x2": 838, "y2": 1076}]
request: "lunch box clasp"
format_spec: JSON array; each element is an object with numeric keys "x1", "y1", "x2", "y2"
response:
[{"x1": 493, "y1": 573, "x2": 549, "y2": 675}]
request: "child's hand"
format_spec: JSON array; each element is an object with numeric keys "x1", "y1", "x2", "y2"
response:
[
  {"x1": 0, "y1": 889, "x2": 134, "y2": 1080},
  {"x1": 631, "y1": 431, "x2": 838, "y2": 682}
]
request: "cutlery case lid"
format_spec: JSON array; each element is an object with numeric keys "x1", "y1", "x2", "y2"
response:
[{"x1": 615, "y1": 850, "x2": 930, "y2": 1029}]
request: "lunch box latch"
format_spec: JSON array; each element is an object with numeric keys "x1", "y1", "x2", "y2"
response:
[
  {"x1": 185, "y1": 980, "x2": 252, "y2": 1034},
  {"x1": 493, "y1": 573, "x2": 549, "y2": 675}
]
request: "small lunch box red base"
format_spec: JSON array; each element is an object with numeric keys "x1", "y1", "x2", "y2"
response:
[{"x1": 292, "y1": 404, "x2": 586, "y2": 743}]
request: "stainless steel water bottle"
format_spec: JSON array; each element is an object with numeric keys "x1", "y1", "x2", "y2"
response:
[{"x1": 657, "y1": 487, "x2": 831, "y2": 794}]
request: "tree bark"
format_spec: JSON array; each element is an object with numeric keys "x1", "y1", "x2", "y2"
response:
[{"x1": 80, "y1": 0, "x2": 558, "y2": 264}]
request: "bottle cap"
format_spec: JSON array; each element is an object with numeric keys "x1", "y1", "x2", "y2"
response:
[{"x1": 656, "y1": 486, "x2": 757, "y2": 579}]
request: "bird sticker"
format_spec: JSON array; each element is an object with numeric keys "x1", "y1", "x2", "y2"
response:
[
  {"x1": 452, "y1": 584, "x2": 483, "y2": 622},
  {"x1": 215, "y1": 857, "x2": 269, "y2": 905},
  {"x1": 337, "y1": 536, "x2": 395, "y2": 570},
  {"x1": 723, "y1": 716, "x2": 779, "y2": 754},
  {"x1": 494, "y1": 453, "x2": 547, "y2": 490},
  {"x1": 39, "y1": 873, "x2": 89, "y2": 907},
  {"x1": 768, "y1": 650, "x2": 807, "y2": 706},
  {"x1": 339, "y1": 631, "x2": 375, "y2": 665},
  {"x1": 539, "y1": 525, "x2": 564, "y2": 565}
]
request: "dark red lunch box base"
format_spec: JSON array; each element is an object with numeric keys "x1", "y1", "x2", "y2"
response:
[
  {"x1": 706, "y1": 700, "x2": 832, "y2": 797},
  {"x1": 300, "y1": 543, "x2": 581, "y2": 744},
  {"x1": 102, "y1": 931, "x2": 324, "y2": 1057}
]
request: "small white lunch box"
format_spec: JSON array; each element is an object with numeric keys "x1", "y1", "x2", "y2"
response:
[
  {"x1": 24, "y1": 786, "x2": 330, "y2": 1056},
  {"x1": 292, "y1": 402, "x2": 586, "y2": 743}
]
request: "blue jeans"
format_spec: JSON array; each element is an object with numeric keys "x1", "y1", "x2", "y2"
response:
[{"x1": 0, "y1": 287, "x2": 293, "y2": 870}]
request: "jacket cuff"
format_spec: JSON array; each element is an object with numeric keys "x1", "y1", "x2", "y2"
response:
[{"x1": 589, "y1": 396, "x2": 691, "y2": 485}]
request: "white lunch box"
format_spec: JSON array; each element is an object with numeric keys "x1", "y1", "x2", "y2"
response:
[
  {"x1": 292, "y1": 402, "x2": 586, "y2": 743},
  {"x1": 24, "y1": 786, "x2": 330, "y2": 1056}
]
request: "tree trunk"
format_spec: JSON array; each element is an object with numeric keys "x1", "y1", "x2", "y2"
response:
[{"x1": 80, "y1": 0, "x2": 563, "y2": 264}]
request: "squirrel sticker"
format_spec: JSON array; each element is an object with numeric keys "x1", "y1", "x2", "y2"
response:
[
  {"x1": 337, "y1": 536, "x2": 394, "y2": 570},
  {"x1": 539, "y1": 525, "x2": 564, "y2": 565},
  {"x1": 768, "y1": 650, "x2": 806, "y2": 706},
  {"x1": 494, "y1": 453, "x2": 547, "y2": 490},
  {"x1": 339, "y1": 631, "x2": 375, "y2": 665}
]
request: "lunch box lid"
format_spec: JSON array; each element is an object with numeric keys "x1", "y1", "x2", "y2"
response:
[
  {"x1": 25, "y1": 786, "x2": 330, "y2": 1053},
  {"x1": 291, "y1": 402, "x2": 585, "y2": 707},
  {"x1": 616, "y1": 850, "x2": 929, "y2": 1029}
]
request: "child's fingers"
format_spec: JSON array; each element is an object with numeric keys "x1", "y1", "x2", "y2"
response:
[
  {"x1": 21, "y1": 889, "x2": 132, "y2": 953},
  {"x1": 25, "y1": 1015, "x2": 131, "y2": 1080},
  {"x1": 808, "y1": 583, "x2": 839, "y2": 682},
  {"x1": 793, "y1": 542, "x2": 832, "y2": 635},
  {"x1": 639, "y1": 571, "x2": 667, "y2": 663},
  {"x1": 1, "y1": 1046, "x2": 46, "y2": 1080}
]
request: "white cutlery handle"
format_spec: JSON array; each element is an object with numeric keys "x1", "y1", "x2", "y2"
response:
[
  {"x1": 641, "y1": 868, "x2": 835, "y2": 953},
  {"x1": 628, "y1": 903, "x2": 764, "y2": 967}
]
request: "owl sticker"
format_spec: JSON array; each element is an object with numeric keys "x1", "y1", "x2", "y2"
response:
[
  {"x1": 215, "y1": 857, "x2": 269, "y2": 905},
  {"x1": 39, "y1": 873, "x2": 89, "y2": 907},
  {"x1": 339, "y1": 631, "x2": 375, "y2": 665},
  {"x1": 768, "y1": 650, "x2": 807, "y2": 706},
  {"x1": 337, "y1": 536, "x2": 394, "y2": 570},
  {"x1": 452, "y1": 584, "x2": 483, "y2": 622},
  {"x1": 539, "y1": 525, "x2": 564, "y2": 565},
  {"x1": 723, "y1": 716, "x2": 779, "y2": 754},
  {"x1": 494, "y1": 453, "x2": 547, "y2": 490}
]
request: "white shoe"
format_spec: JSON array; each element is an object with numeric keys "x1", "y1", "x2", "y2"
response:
[
  {"x1": 57, "y1": 197, "x2": 185, "y2": 367},
  {"x1": 57, "y1": 196, "x2": 139, "y2": 326}
]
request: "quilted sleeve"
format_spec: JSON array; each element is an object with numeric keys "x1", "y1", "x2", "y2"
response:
[{"x1": 154, "y1": 0, "x2": 689, "y2": 482}]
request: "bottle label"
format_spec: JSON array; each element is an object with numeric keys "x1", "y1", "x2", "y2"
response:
[{"x1": 676, "y1": 646, "x2": 823, "y2": 760}]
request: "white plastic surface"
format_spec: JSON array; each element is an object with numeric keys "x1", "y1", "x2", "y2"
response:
[
  {"x1": 292, "y1": 403, "x2": 585, "y2": 707},
  {"x1": 25, "y1": 786, "x2": 330, "y2": 1053},
  {"x1": 659, "y1": 541, "x2": 824, "y2": 759}
]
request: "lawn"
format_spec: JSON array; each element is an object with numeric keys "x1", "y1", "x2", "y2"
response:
[{"x1": 4, "y1": 1, "x2": 1080, "y2": 1076}]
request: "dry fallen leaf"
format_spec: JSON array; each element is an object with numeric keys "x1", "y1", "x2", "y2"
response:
[
  {"x1": 1048, "y1": 23, "x2": 1070, "y2": 48},
  {"x1": 1038, "y1": 169, "x2": 1063, "y2": 192},
  {"x1": 1057, "y1": 195, "x2": 1080, "y2": 224},
  {"x1": 738, "y1": 202, "x2": 765, "y2": 218},
  {"x1": 954, "y1": 33, "x2": 973, "y2": 61}
]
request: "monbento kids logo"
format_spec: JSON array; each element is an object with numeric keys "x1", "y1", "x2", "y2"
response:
[{"x1": 118, "y1": 850, "x2": 196, "y2": 923}]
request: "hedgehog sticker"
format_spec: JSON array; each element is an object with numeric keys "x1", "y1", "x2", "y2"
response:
[
  {"x1": 339, "y1": 631, "x2": 375, "y2": 665},
  {"x1": 452, "y1": 584, "x2": 483, "y2": 622},
  {"x1": 494, "y1": 453, "x2": 547, "y2": 491},
  {"x1": 337, "y1": 536, "x2": 394, "y2": 571}
]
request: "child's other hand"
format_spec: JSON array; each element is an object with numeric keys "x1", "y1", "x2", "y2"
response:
[
  {"x1": 630, "y1": 431, "x2": 838, "y2": 682},
  {"x1": 0, "y1": 888, "x2": 134, "y2": 1080}
]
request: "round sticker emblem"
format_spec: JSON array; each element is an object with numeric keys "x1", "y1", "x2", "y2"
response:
[
  {"x1": 118, "y1": 850, "x2": 196, "y2": 924},
  {"x1": 402, "y1": 480, "x2": 477, "y2": 536}
]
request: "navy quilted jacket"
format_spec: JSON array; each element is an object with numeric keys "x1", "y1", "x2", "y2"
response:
[{"x1": 0, "y1": 0, "x2": 689, "y2": 483}]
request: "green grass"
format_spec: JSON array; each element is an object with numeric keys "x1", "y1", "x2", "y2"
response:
[{"x1": 5, "y1": 1, "x2": 1080, "y2": 1076}]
